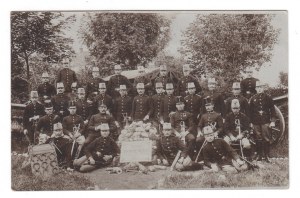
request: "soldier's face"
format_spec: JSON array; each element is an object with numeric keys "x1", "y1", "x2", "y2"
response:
[
  {"x1": 256, "y1": 86, "x2": 264, "y2": 94},
  {"x1": 31, "y1": 96, "x2": 38, "y2": 103},
  {"x1": 156, "y1": 87, "x2": 163, "y2": 94},
  {"x1": 98, "y1": 106, "x2": 107, "y2": 113},
  {"x1": 183, "y1": 69, "x2": 190, "y2": 76},
  {"x1": 99, "y1": 88, "x2": 106, "y2": 94},
  {"x1": 45, "y1": 107, "x2": 53, "y2": 115},
  {"x1": 208, "y1": 83, "x2": 216, "y2": 90},
  {"x1": 187, "y1": 87, "x2": 196, "y2": 94},
  {"x1": 62, "y1": 59, "x2": 70, "y2": 68},
  {"x1": 101, "y1": 129, "x2": 110, "y2": 137},
  {"x1": 77, "y1": 92, "x2": 85, "y2": 100},
  {"x1": 163, "y1": 129, "x2": 172, "y2": 137},
  {"x1": 38, "y1": 135, "x2": 48, "y2": 145},
  {"x1": 42, "y1": 77, "x2": 49, "y2": 83},
  {"x1": 68, "y1": 107, "x2": 76, "y2": 115},
  {"x1": 53, "y1": 127, "x2": 63, "y2": 138},
  {"x1": 246, "y1": 70, "x2": 253, "y2": 78},
  {"x1": 114, "y1": 68, "x2": 122, "y2": 75},
  {"x1": 160, "y1": 69, "x2": 167, "y2": 77},
  {"x1": 92, "y1": 71, "x2": 99, "y2": 78},
  {"x1": 119, "y1": 89, "x2": 127, "y2": 97},
  {"x1": 232, "y1": 88, "x2": 241, "y2": 95},
  {"x1": 205, "y1": 133, "x2": 215, "y2": 142},
  {"x1": 176, "y1": 103, "x2": 184, "y2": 111},
  {"x1": 166, "y1": 88, "x2": 174, "y2": 95},
  {"x1": 57, "y1": 86, "x2": 64, "y2": 94},
  {"x1": 72, "y1": 87, "x2": 77, "y2": 93},
  {"x1": 205, "y1": 104, "x2": 214, "y2": 112},
  {"x1": 232, "y1": 107, "x2": 240, "y2": 114},
  {"x1": 137, "y1": 88, "x2": 145, "y2": 95}
]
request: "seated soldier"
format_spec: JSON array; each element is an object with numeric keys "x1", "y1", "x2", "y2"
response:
[
  {"x1": 156, "y1": 123, "x2": 202, "y2": 171},
  {"x1": 73, "y1": 123, "x2": 120, "y2": 172},
  {"x1": 46, "y1": 122, "x2": 73, "y2": 170},
  {"x1": 51, "y1": 82, "x2": 70, "y2": 119},
  {"x1": 224, "y1": 99, "x2": 252, "y2": 158},
  {"x1": 202, "y1": 126, "x2": 247, "y2": 173},
  {"x1": 76, "y1": 88, "x2": 92, "y2": 127},
  {"x1": 94, "y1": 82, "x2": 113, "y2": 115}
]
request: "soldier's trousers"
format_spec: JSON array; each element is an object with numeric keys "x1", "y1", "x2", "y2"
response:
[{"x1": 253, "y1": 124, "x2": 271, "y2": 143}]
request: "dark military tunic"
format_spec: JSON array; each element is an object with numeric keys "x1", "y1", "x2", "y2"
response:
[
  {"x1": 87, "y1": 113, "x2": 117, "y2": 137},
  {"x1": 177, "y1": 75, "x2": 202, "y2": 96},
  {"x1": 162, "y1": 95, "x2": 176, "y2": 122},
  {"x1": 75, "y1": 99, "x2": 92, "y2": 121},
  {"x1": 202, "y1": 90, "x2": 226, "y2": 117},
  {"x1": 203, "y1": 138, "x2": 239, "y2": 167},
  {"x1": 36, "y1": 114, "x2": 61, "y2": 136},
  {"x1": 241, "y1": 77, "x2": 259, "y2": 100},
  {"x1": 57, "y1": 68, "x2": 77, "y2": 93},
  {"x1": 151, "y1": 94, "x2": 165, "y2": 121},
  {"x1": 84, "y1": 136, "x2": 120, "y2": 167},
  {"x1": 94, "y1": 93, "x2": 113, "y2": 114},
  {"x1": 112, "y1": 95, "x2": 132, "y2": 123},
  {"x1": 62, "y1": 114, "x2": 85, "y2": 136},
  {"x1": 37, "y1": 82, "x2": 56, "y2": 100},
  {"x1": 170, "y1": 111, "x2": 195, "y2": 134},
  {"x1": 198, "y1": 111, "x2": 224, "y2": 136},
  {"x1": 249, "y1": 93, "x2": 276, "y2": 125},
  {"x1": 156, "y1": 134, "x2": 188, "y2": 163},
  {"x1": 184, "y1": 94, "x2": 202, "y2": 122},
  {"x1": 107, "y1": 74, "x2": 133, "y2": 98},
  {"x1": 86, "y1": 77, "x2": 105, "y2": 98},
  {"x1": 224, "y1": 112, "x2": 250, "y2": 137},
  {"x1": 67, "y1": 92, "x2": 78, "y2": 102},
  {"x1": 131, "y1": 95, "x2": 153, "y2": 120},
  {"x1": 225, "y1": 95, "x2": 250, "y2": 117},
  {"x1": 51, "y1": 93, "x2": 70, "y2": 119}
]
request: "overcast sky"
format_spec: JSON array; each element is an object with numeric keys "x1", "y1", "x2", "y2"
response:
[{"x1": 63, "y1": 11, "x2": 288, "y2": 87}]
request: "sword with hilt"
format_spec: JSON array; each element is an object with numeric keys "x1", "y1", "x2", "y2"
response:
[
  {"x1": 71, "y1": 124, "x2": 80, "y2": 156},
  {"x1": 180, "y1": 121, "x2": 186, "y2": 144},
  {"x1": 235, "y1": 119, "x2": 244, "y2": 159},
  {"x1": 122, "y1": 113, "x2": 129, "y2": 127}
]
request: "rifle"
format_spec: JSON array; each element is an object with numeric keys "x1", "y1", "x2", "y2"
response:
[
  {"x1": 235, "y1": 119, "x2": 244, "y2": 159},
  {"x1": 170, "y1": 150, "x2": 181, "y2": 171},
  {"x1": 195, "y1": 139, "x2": 207, "y2": 162}
]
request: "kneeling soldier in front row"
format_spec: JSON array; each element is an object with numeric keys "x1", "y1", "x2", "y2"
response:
[
  {"x1": 73, "y1": 123, "x2": 120, "y2": 172},
  {"x1": 202, "y1": 126, "x2": 247, "y2": 173}
]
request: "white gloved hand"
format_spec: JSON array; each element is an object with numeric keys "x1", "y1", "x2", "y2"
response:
[
  {"x1": 269, "y1": 122, "x2": 275, "y2": 128},
  {"x1": 23, "y1": 129, "x2": 28, "y2": 135}
]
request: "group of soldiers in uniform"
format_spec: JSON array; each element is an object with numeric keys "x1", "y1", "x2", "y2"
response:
[{"x1": 22, "y1": 57, "x2": 276, "y2": 173}]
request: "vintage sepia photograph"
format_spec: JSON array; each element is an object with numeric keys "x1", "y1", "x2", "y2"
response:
[{"x1": 11, "y1": 10, "x2": 288, "y2": 190}]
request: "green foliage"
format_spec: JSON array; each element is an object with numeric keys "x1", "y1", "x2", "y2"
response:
[
  {"x1": 80, "y1": 13, "x2": 171, "y2": 76},
  {"x1": 181, "y1": 14, "x2": 280, "y2": 82}
]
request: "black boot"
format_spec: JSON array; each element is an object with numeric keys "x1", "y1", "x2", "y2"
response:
[
  {"x1": 255, "y1": 140, "x2": 263, "y2": 161},
  {"x1": 264, "y1": 142, "x2": 271, "y2": 163}
]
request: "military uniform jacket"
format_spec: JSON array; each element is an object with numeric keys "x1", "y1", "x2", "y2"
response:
[
  {"x1": 224, "y1": 112, "x2": 250, "y2": 137},
  {"x1": 62, "y1": 114, "x2": 84, "y2": 136},
  {"x1": 198, "y1": 111, "x2": 224, "y2": 135},
  {"x1": 76, "y1": 99, "x2": 92, "y2": 121},
  {"x1": 177, "y1": 75, "x2": 202, "y2": 96},
  {"x1": 203, "y1": 138, "x2": 239, "y2": 167},
  {"x1": 86, "y1": 77, "x2": 105, "y2": 98},
  {"x1": 184, "y1": 94, "x2": 202, "y2": 119},
  {"x1": 156, "y1": 134, "x2": 188, "y2": 161},
  {"x1": 51, "y1": 93, "x2": 70, "y2": 119},
  {"x1": 170, "y1": 111, "x2": 195, "y2": 134},
  {"x1": 67, "y1": 92, "x2": 78, "y2": 102},
  {"x1": 249, "y1": 93, "x2": 276, "y2": 125},
  {"x1": 202, "y1": 90, "x2": 226, "y2": 117},
  {"x1": 131, "y1": 95, "x2": 153, "y2": 120},
  {"x1": 241, "y1": 77, "x2": 258, "y2": 99},
  {"x1": 94, "y1": 93, "x2": 113, "y2": 114},
  {"x1": 87, "y1": 113, "x2": 117, "y2": 134},
  {"x1": 225, "y1": 95, "x2": 250, "y2": 117},
  {"x1": 84, "y1": 136, "x2": 120, "y2": 165},
  {"x1": 36, "y1": 114, "x2": 61, "y2": 136},
  {"x1": 23, "y1": 102, "x2": 45, "y2": 131},
  {"x1": 57, "y1": 68, "x2": 77, "y2": 93},
  {"x1": 112, "y1": 96, "x2": 133, "y2": 122},
  {"x1": 37, "y1": 82, "x2": 56, "y2": 99},
  {"x1": 151, "y1": 94, "x2": 164, "y2": 120},
  {"x1": 162, "y1": 95, "x2": 177, "y2": 122},
  {"x1": 107, "y1": 74, "x2": 132, "y2": 97}
]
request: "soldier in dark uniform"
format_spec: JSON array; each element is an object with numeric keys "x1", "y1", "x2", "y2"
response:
[
  {"x1": 46, "y1": 122, "x2": 73, "y2": 170},
  {"x1": 225, "y1": 82, "x2": 249, "y2": 117},
  {"x1": 37, "y1": 72, "x2": 56, "y2": 102},
  {"x1": 51, "y1": 82, "x2": 70, "y2": 119},
  {"x1": 35, "y1": 100, "x2": 61, "y2": 138},
  {"x1": 86, "y1": 67, "x2": 105, "y2": 99},
  {"x1": 162, "y1": 83, "x2": 176, "y2": 122},
  {"x1": 57, "y1": 57, "x2": 78, "y2": 93},
  {"x1": 73, "y1": 123, "x2": 120, "y2": 172},
  {"x1": 84, "y1": 102, "x2": 117, "y2": 144},
  {"x1": 75, "y1": 88, "x2": 92, "y2": 129},
  {"x1": 153, "y1": 64, "x2": 174, "y2": 91},
  {"x1": 202, "y1": 126, "x2": 247, "y2": 173},
  {"x1": 224, "y1": 99, "x2": 252, "y2": 158},
  {"x1": 202, "y1": 78, "x2": 226, "y2": 117},
  {"x1": 184, "y1": 82, "x2": 203, "y2": 123},
  {"x1": 112, "y1": 85, "x2": 132, "y2": 128},
  {"x1": 249, "y1": 81, "x2": 276, "y2": 162},
  {"x1": 133, "y1": 66, "x2": 152, "y2": 96},
  {"x1": 170, "y1": 96, "x2": 196, "y2": 158},
  {"x1": 107, "y1": 64, "x2": 133, "y2": 98},
  {"x1": 131, "y1": 83, "x2": 153, "y2": 121},
  {"x1": 151, "y1": 82, "x2": 165, "y2": 125},
  {"x1": 177, "y1": 64, "x2": 202, "y2": 96},
  {"x1": 241, "y1": 67, "x2": 259, "y2": 100},
  {"x1": 94, "y1": 82, "x2": 113, "y2": 115},
  {"x1": 23, "y1": 91, "x2": 45, "y2": 144},
  {"x1": 67, "y1": 82, "x2": 78, "y2": 102}
]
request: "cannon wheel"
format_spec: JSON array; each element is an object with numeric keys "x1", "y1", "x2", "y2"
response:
[{"x1": 270, "y1": 105, "x2": 285, "y2": 145}]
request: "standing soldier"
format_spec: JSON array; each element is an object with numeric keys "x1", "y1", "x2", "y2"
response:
[
  {"x1": 107, "y1": 64, "x2": 133, "y2": 98},
  {"x1": 151, "y1": 82, "x2": 165, "y2": 125},
  {"x1": 94, "y1": 83, "x2": 113, "y2": 115},
  {"x1": 57, "y1": 57, "x2": 78, "y2": 93},
  {"x1": 162, "y1": 83, "x2": 176, "y2": 122},
  {"x1": 131, "y1": 83, "x2": 153, "y2": 121},
  {"x1": 170, "y1": 96, "x2": 196, "y2": 158},
  {"x1": 37, "y1": 71, "x2": 56, "y2": 102},
  {"x1": 68, "y1": 82, "x2": 78, "y2": 102},
  {"x1": 202, "y1": 78, "x2": 226, "y2": 117},
  {"x1": 76, "y1": 88, "x2": 92, "y2": 127},
  {"x1": 23, "y1": 91, "x2": 45, "y2": 144},
  {"x1": 35, "y1": 100, "x2": 61, "y2": 138},
  {"x1": 51, "y1": 82, "x2": 70, "y2": 119},
  {"x1": 86, "y1": 66, "x2": 105, "y2": 99},
  {"x1": 225, "y1": 82, "x2": 249, "y2": 117},
  {"x1": 249, "y1": 81, "x2": 276, "y2": 162},
  {"x1": 112, "y1": 85, "x2": 132, "y2": 128},
  {"x1": 184, "y1": 82, "x2": 203, "y2": 123},
  {"x1": 241, "y1": 67, "x2": 259, "y2": 100},
  {"x1": 133, "y1": 65, "x2": 152, "y2": 95},
  {"x1": 153, "y1": 64, "x2": 174, "y2": 91},
  {"x1": 177, "y1": 64, "x2": 202, "y2": 96}
]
